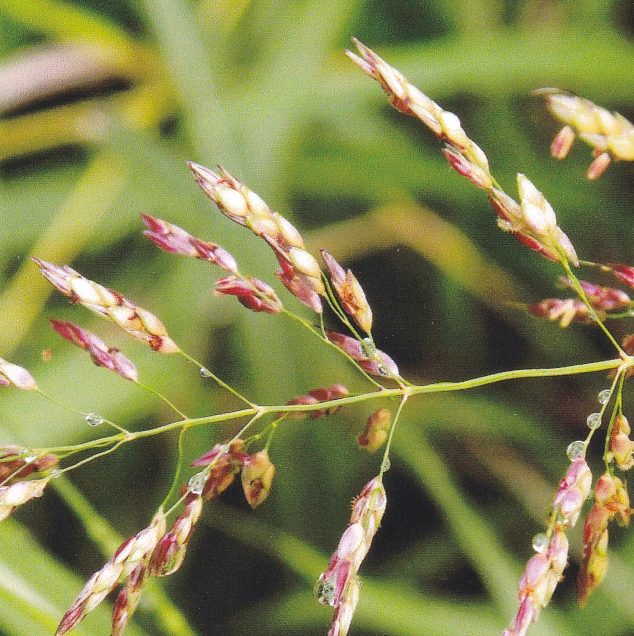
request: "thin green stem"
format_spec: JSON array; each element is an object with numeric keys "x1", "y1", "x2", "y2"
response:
[
  {"x1": 36, "y1": 389, "x2": 130, "y2": 434},
  {"x1": 179, "y1": 349, "x2": 256, "y2": 407},
  {"x1": 160, "y1": 426, "x2": 188, "y2": 508},
  {"x1": 281, "y1": 307, "x2": 385, "y2": 389},
  {"x1": 562, "y1": 260, "x2": 625, "y2": 355},
  {"x1": 378, "y1": 393, "x2": 408, "y2": 480},
  {"x1": 135, "y1": 379, "x2": 189, "y2": 419}
]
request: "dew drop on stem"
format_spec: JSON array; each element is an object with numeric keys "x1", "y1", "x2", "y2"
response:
[
  {"x1": 85, "y1": 413, "x2": 104, "y2": 427},
  {"x1": 566, "y1": 440, "x2": 586, "y2": 461},
  {"x1": 188, "y1": 472, "x2": 207, "y2": 495},
  {"x1": 532, "y1": 532, "x2": 549, "y2": 553},
  {"x1": 587, "y1": 412, "x2": 602, "y2": 430},
  {"x1": 597, "y1": 389, "x2": 611, "y2": 405}
]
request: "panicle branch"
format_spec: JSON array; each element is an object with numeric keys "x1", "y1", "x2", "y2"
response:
[
  {"x1": 188, "y1": 162, "x2": 324, "y2": 312},
  {"x1": 503, "y1": 457, "x2": 591, "y2": 636},
  {"x1": 315, "y1": 477, "x2": 387, "y2": 636},
  {"x1": 348, "y1": 40, "x2": 578, "y2": 267}
]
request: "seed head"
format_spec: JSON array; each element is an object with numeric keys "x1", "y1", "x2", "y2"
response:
[
  {"x1": 34, "y1": 258, "x2": 180, "y2": 354},
  {"x1": 315, "y1": 477, "x2": 386, "y2": 636}
]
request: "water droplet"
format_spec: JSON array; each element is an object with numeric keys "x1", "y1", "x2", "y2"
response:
[
  {"x1": 50, "y1": 468, "x2": 62, "y2": 479},
  {"x1": 598, "y1": 389, "x2": 611, "y2": 405},
  {"x1": 188, "y1": 472, "x2": 207, "y2": 495},
  {"x1": 566, "y1": 440, "x2": 586, "y2": 461},
  {"x1": 314, "y1": 576, "x2": 336, "y2": 606},
  {"x1": 23, "y1": 454, "x2": 37, "y2": 464},
  {"x1": 587, "y1": 412, "x2": 602, "y2": 430},
  {"x1": 532, "y1": 532, "x2": 549, "y2": 553},
  {"x1": 85, "y1": 413, "x2": 103, "y2": 427},
  {"x1": 382, "y1": 457, "x2": 391, "y2": 472},
  {"x1": 376, "y1": 364, "x2": 391, "y2": 377},
  {"x1": 200, "y1": 367, "x2": 212, "y2": 379}
]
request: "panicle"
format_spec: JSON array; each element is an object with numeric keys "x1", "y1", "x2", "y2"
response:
[
  {"x1": 33, "y1": 258, "x2": 180, "y2": 354},
  {"x1": 188, "y1": 162, "x2": 324, "y2": 311},
  {"x1": 142, "y1": 214, "x2": 238, "y2": 273},
  {"x1": 537, "y1": 88, "x2": 634, "y2": 178},
  {"x1": 348, "y1": 41, "x2": 578, "y2": 267},
  {"x1": 357, "y1": 408, "x2": 392, "y2": 452},
  {"x1": 56, "y1": 511, "x2": 166, "y2": 635},
  {"x1": 326, "y1": 331, "x2": 399, "y2": 378},
  {"x1": 241, "y1": 450, "x2": 275, "y2": 508},
  {"x1": 0, "y1": 357, "x2": 37, "y2": 390},
  {"x1": 49, "y1": 319, "x2": 138, "y2": 382},
  {"x1": 214, "y1": 275, "x2": 283, "y2": 314},
  {"x1": 578, "y1": 473, "x2": 632, "y2": 607},
  {"x1": 284, "y1": 384, "x2": 350, "y2": 419},
  {"x1": 315, "y1": 477, "x2": 386, "y2": 636},
  {"x1": 0, "y1": 477, "x2": 50, "y2": 522},
  {"x1": 320, "y1": 250, "x2": 373, "y2": 333}
]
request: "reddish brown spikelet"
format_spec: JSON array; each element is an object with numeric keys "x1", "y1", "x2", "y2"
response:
[
  {"x1": 326, "y1": 331, "x2": 399, "y2": 378},
  {"x1": 142, "y1": 214, "x2": 238, "y2": 273},
  {"x1": 320, "y1": 251, "x2": 373, "y2": 333},
  {"x1": 49, "y1": 319, "x2": 138, "y2": 382},
  {"x1": 587, "y1": 152, "x2": 612, "y2": 179},
  {"x1": 149, "y1": 498, "x2": 203, "y2": 577},
  {"x1": 315, "y1": 477, "x2": 386, "y2": 636},
  {"x1": 214, "y1": 275, "x2": 283, "y2": 314},
  {"x1": 111, "y1": 562, "x2": 150, "y2": 636},
  {"x1": 441, "y1": 145, "x2": 493, "y2": 189},
  {"x1": 241, "y1": 450, "x2": 275, "y2": 508},
  {"x1": 0, "y1": 357, "x2": 37, "y2": 390},
  {"x1": 275, "y1": 254, "x2": 323, "y2": 313},
  {"x1": 357, "y1": 408, "x2": 392, "y2": 452},
  {"x1": 551, "y1": 125, "x2": 576, "y2": 159},
  {"x1": 609, "y1": 263, "x2": 634, "y2": 288},
  {"x1": 283, "y1": 385, "x2": 349, "y2": 420}
]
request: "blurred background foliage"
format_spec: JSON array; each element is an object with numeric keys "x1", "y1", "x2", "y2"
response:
[{"x1": 1, "y1": 0, "x2": 634, "y2": 635}]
